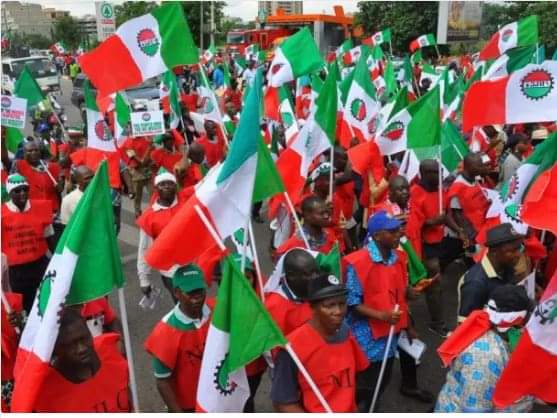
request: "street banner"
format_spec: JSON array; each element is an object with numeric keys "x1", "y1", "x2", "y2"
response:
[
  {"x1": 95, "y1": 1, "x2": 116, "y2": 42},
  {"x1": 1, "y1": 95, "x2": 27, "y2": 129},
  {"x1": 130, "y1": 110, "x2": 164, "y2": 137},
  {"x1": 437, "y1": 1, "x2": 482, "y2": 43}
]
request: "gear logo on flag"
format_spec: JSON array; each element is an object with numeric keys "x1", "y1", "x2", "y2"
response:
[
  {"x1": 142, "y1": 112, "x2": 151, "y2": 122},
  {"x1": 350, "y1": 98, "x2": 367, "y2": 121},
  {"x1": 500, "y1": 173, "x2": 519, "y2": 203},
  {"x1": 213, "y1": 353, "x2": 238, "y2": 396},
  {"x1": 382, "y1": 121, "x2": 405, "y2": 141},
  {"x1": 137, "y1": 28, "x2": 160, "y2": 57},
  {"x1": 281, "y1": 111, "x2": 294, "y2": 128},
  {"x1": 373, "y1": 34, "x2": 381, "y2": 44},
  {"x1": 520, "y1": 69, "x2": 554, "y2": 101},
  {"x1": 1, "y1": 96, "x2": 11, "y2": 108},
  {"x1": 200, "y1": 97, "x2": 214, "y2": 114},
  {"x1": 501, "y1": 28, "x2": 514, "y2": 43},
  {"x1": 504, "y1": 203, "x2": 522, "y2": 223},
  {"x1": 38, "y1": 270, "x2": 55, "y2": 318},
  {"x1": 94, "y1": 120, "x2": 111, "y2": 142}
]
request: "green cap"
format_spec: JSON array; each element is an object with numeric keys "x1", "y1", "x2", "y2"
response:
[
  {"x1": 171, "y1": 264, "x2": 207, "y2": 293},
  {"x1": 153, "y1": 134, "x2": 167, "y2": 145}
]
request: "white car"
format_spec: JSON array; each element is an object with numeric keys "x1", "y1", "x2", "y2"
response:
[{"x1": 2, "y1": 56, "x2": 60, "y2": 94}]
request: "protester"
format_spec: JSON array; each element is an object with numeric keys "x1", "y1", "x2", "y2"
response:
[
  {"x1": 195, "y1": 120, "x2": 225, "y2": 168},
  {"x1": 120, "y1": 136, "x2": 154, "y2": 218},
  {"x1": 270, "y1": 273, "x2": 368, "y2": 412},
  {"x1": 436, "y1": 285, "x2": 533, "y2": 412},
  {"x1": 1, "y1": 174, "x2": 54, "y2": 313},
  {"x1": 498, "y1": 133, "x2": 530, "y2": 186},
  {"x1": 458, "y1": 223, "x2": 524, "y2": 322},
  {"x1": 144, "y1": 264, "x2": 212, "y2": 412},
  {"x1": 60, "y1": 165, "x2": 94, "y2": 225},
  {"x1": 32, "y1": 308, "x2": 132, "y2": 412}
]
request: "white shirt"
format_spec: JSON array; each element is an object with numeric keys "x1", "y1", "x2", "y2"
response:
[
  {"x1": 242, "y1": 68, "x2": 256, "y2": 87},
  {"x1": 60, "y1": 188, "x2": 84, "y2": 225},
  {"x1": 137, "y1": 198, "x2": 178, "y2": 288}
]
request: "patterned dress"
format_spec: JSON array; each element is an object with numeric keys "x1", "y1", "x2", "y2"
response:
[{"x1": 435, "y1": 330, "x2": 533, "y2": 412}]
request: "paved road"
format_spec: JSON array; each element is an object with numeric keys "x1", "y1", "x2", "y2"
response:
[{"x1": 52, "y1": 77, "x2": 552, "y2": 413}]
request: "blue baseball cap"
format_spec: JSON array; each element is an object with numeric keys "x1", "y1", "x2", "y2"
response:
[{"x1": 367, "y1": 210, "x2": 402, "y2": 235}]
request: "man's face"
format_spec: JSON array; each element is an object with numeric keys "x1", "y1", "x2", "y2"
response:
[
  {"x1": 24, "y1": 142, "x2": 41, "y2": 164},
  {"x1": 156, "y1": 180, "x2": 177, "y2": 201},
  {"x1": 333, "y1": 151, "x2": 347, "y2": 171},
  {"x1": 226, "y1": 103, "x2": 236, "y2": 117},
  {"x1": 9, "y1": 186, "x2": 29, "y2": 208},
  {"x1": 53, "y1": 320, "x2": 95, "y2": 367},
  {"x1": 492, "y1": 240, "x2": 523, "y2": 269},
  {"x1": 205, "y1": 121, "x2": 217, "y2": 137},
  {"x1": 305, "y1": 201, "x2": 331, "y2": 228},
  {"x1": 312, "y1": 295, "x2": 347, "y2": 334},
  {"x1": 374, "y1": 228, "x2": 402, "y2": 250},
  {"x1": 163, "y1": 137, "x2": 174, "y2": 151},
  {"x1": 390, "y1": 181, "x2": 409, "y2": 208},
  {"x1": 313, "y1": 175, "x2": 330, "y2": 197},
  {"x1": 176, "y1": 288, "x2": 206, "y2": 319},
  {"x1": 467, "y1": 156, "x2": 485, "y2": 177},
  {"x1": 421, "y1": 163, "x2": 439, "y2": 187},
  {"x1": 77, "y1": 171, "x2": 94, "y2": 191}
]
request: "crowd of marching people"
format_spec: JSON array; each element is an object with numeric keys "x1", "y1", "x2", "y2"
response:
[{"x1": 2, "y1": 6, "x2": 557, "y2": 413}]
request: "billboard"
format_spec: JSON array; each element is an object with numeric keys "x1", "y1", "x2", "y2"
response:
[
  {"x1": 95, "y1": 2, "x2": 116, "y2": 42},
  {"x1": 437, "y1": 1, "x2": 482, "y2": 43}
]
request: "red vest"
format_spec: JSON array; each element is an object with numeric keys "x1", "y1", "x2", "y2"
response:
[
  {"x1": 264, "y1": 292, "x2": 312, "y2": 336},
  {"x1": 196, "y1": 135, "x2": 224, "y2": 168},
  {"x1": 181, "y1": 93, "x2": 198, "y2": 112},
  {"x1": 276, "y1": 228, "x2": 338, "y2": 258},
  {"x1": 33, "y1": 334, "x2": 131, "y2": 412},
  {"x1": 287, "y1": 323, "x2": 368, "y2": 413},
  {"x1": 15, "y1": 160, "x2": 60, "y2": 211},
  {"x1": 447, "y1": 179, "x2": 489, "y2": 233},
  {"x1": 344, "y1": 248, "x2": 409, "y2": 338},
  {"x1": 2, "y1": 200, "x2": 52, "y2": 266},
  {"x1": 151, "y1": 148, "x2": 182, "y2": 173},
  {"x1": 182, "y1": 164, "x2": 203, "y2": 188},
  {"x1": 120, "y1": 137, "x2": 151, "y2": 169},
  {"x1": 136, "y1": 201, "x2": 184, "y2": 239},
  {"x1": 334, "y1": 181, "x2": 355, "y2": 221},
  {"x1": 144, "y1": 304, "x2": 213, "y2": 411},
  {"x1": 409, "y1": 183, "x2": 445, "y2": 244}
]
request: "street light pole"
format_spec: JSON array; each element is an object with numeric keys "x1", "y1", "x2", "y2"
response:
[
  {"x1": 200, "y1": 1, "x2": 204, "y2": 50},
  {"x1": 210, "y1": 1, "x2": 215, "y2": 46}
]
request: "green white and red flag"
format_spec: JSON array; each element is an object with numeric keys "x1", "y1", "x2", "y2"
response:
[
  {"x1": 79, "y1": 2, "x2": 198, "y2": 96},
  {"x1": 198, "y1": 65, "x2": 224, "y2": 129},
  {"x1": 344, "y1": 47, "x2": 380, "y2": 142},
  {"x1": 203, "y1": 41, "x2": 217, "y2": 64},
  {"x1": 160, "y1": 70, "x2": 182, "y2": 129},
  {"x1": 482, "y1": 45, "x2": 536, "y2": 80},
  {"x1": 342, "y1": 45, "x2": 363, "y2": 66},
  {"x1": 267, "y1": 27, "x2": 324, "y2": 87},
  {"x1": 493, "y1": 273, "x2": 557, "y2": 407},
  {"x1": 146, "y1": 70, "x2": 283, "y2": 271},
  {"x1": 462, "y1": 61, "x2": 557, "y2": 132},
  {"x1": 196, "y1": 256, "x2": 287, "y2": 411},
  {"x1": 336, "y1": 39, "x2": 353, "y2": 58},
  {"x1": 114, "y1": 92, "x2": 131, "y2": 140},
  {"x1": 363, "y1": 28, "x2": 392, "y2": 47},
  {"x1": 409, "y1": 34, "x2": 436, "y2": 53},
  {"x1": 521, "y1": 162, "x2": 557, "y2": 236},
  {"x1": 479, "y1": 15, "x2": 538, "y2": 61},
  {"x1": 11, "y1": 161, "x2": 125, "y2": 412},
  {"x1": 83, "y1": 79, "x2": 116, "y2": 152},
  {"x1": 50, "y1": 41, "x2": 67, "y2": 55},
  {"x1": 397, "y1": 55, "x2": 417, "y2": 101},
  {"x1": 375, "y1": 84, "x2": 441, "y2": 156}
]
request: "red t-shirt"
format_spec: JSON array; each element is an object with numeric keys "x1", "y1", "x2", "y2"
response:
[
  {"x1": 150, "y1": 148, "x2": 182, "y2": 173},
  {"x1": 119, "y1": 137, "x2": 151, "y2": 169},
  {"x1": 195, "y1": 134, "x2": 224, "y2": 168},
  {"x1": 15, "y1": 160, "x2": 61, "y2": 211}
]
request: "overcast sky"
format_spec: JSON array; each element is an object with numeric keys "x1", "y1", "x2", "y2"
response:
[{"x1": 22, "y1": 1, "x2": 359, "y2": 20}]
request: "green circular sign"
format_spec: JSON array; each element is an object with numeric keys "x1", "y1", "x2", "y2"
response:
[
  {"x1": 258, "y1": 9, "x2": 267, "y2": 23},
  {"x1": 101, "y1": 2, "x2": 114, "y2": 19}
]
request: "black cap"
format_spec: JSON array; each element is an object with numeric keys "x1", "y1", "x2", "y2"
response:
[
  {"x1": 485, "y1": 223, "x2": 524, "y2": 248},
  {"x1": 489, "y1": 285, "x2": 533, "y2": 313},
  {"x1": 307, "y1": 273, "x2": 347, "y2": 302}
]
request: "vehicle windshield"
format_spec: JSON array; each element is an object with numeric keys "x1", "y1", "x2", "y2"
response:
[
  {"x1": 10, "y1": 58, "x2": 57, "y2": 78},
  {"x1": 227, "y1": 33, "x2": 245, "y2": 44}
]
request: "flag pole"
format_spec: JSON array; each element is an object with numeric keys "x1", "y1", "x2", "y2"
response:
[
  {"x1": 47, "y1": 94, "x2": 70, "y2": 144},
  {"x1": 194, "y1": 204, "x2": 227, "y2": 251},
  {"x1": 39, "y1": 159, "x2": 59, "y2": 186},
  {"x1": 248, "y1": 220, "x2": 266, "y2": 302},
  {"x1": 434, "y1": 45, "x2": 441, "y2": 60},
  {"x1": 389, "y1": 40, "x2": 393, "y2": 58},
  {"x1": 285, "y1": 343, "x2": 333, "y2": 413},
  {"x1": 117, "y1": 287, "x2": 140, "y2": 412},
  {"x1": 438, "y1": 146, "x2": 443, "y2": 215},
  {"x1": 1, "y1": 290, "x2": 20, "y2": 334},
  {"x1": 369, "y1": 304, "x2": 400, "y2": 413},
  {"x1": 283, "y1": 191, "x2": 311, "y2": 249},
  {"x1": 328, "y1": 146, "x2": 334, "y2": 203},
  {"x1": 241, "y1": 220, "x2": 249, "y2": 273}
]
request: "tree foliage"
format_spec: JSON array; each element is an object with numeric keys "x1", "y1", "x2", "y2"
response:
[
  {"x1": 181, "y1": 2, "x2": 226, "y2": 47},
  {"x1": 52, "y1": 16, "x2": 81, "y2": 50},
  {"x1": 355, "y1": 2, "x2": 438, "y2": 54},
  {"x1": 114, "y1": 1, "x2": 157, "y2": 27},
  {"x1": 481, "y1": 2, "x2": 557, "y2": 53}
]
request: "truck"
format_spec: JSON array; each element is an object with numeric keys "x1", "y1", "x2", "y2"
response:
[
  {"x1": 225, "y1": 5, "x2": 353, "y2": 58},
  {"x1": 2, "y1": 56, "x2": 60, "y2": 94}
]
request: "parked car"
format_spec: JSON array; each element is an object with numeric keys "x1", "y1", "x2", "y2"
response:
[{"x1": 71, "y1": 73, "x2": 161, "y2": 121}]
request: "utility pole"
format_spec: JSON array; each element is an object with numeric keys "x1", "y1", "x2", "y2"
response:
[
  {"x1": 200, "y1": 1, "x2": 204, "y2": 51},
  {"x1": 210, "y1": 1, "x2": 215, "y2": 47}
]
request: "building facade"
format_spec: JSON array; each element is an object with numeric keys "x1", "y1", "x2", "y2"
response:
[
  {"x1": 1, "y1": 1, "x2": 71, "y2": 38},
  {"x1": 258, "y1": 1, "x2": 303, "y2": 16}
]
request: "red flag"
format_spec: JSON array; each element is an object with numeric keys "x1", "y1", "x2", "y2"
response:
[
  {"x1": 522, "y1": 163, "x2": 557, "y2": 236},
  {"x1": 493, "y1": 274, "x2": 557, "y2": 407}
]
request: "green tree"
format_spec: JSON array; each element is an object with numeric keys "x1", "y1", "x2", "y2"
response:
[
  {"x1": 481, "y1": 2, "x2": 557, "y2": 53},
  {"x1": 52, "y1": 16, "x2": 81, "y2": 50},
  {"x1": 114, "y1": 1, "x2": 157, "y2": 27},
  {"x1": 355, "y1": 2, "x2": 438, "y2": 54},
  {"x1": 180, "y1": 2, "x2": 226, "y2": 47}
]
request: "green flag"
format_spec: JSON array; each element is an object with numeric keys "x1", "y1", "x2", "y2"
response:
[
  {"x1": 316, "y1": 243, "x2": 341, "y2": 279},
  {"x1": 14, "y1": 65, "x2": 45, "y2": 108},
  {"x1": 441, "y1": 119, "x2": 469, "y2": 172},
  {"x1": 400, "y1": 237, "x2": 427, "y2": 286},
  {"x1": 314, "y1": 61, "x2": 339, "y2": 145},
  {"x1": 252, "y1": 135, "x2": 285, "y2": 203},
  {"x1": 4, "y1": 126, "x2": 24, "y2": 153}
]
